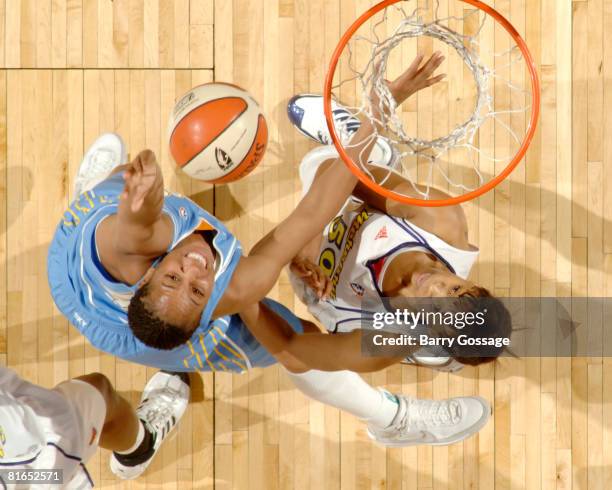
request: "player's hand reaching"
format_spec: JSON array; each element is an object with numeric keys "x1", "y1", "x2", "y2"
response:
[
  {"x1": 290, "y1": 256, "x2": 332, "y2": 300},
  {"x1": 387, "y1": 51, "x2": 446, "y2": 104},
  {"x1": 218, "y1": 59, "x2": 443, "y2": 315},
  {"x1": 121, "y1": 150, "x2": 163, "y2": 214},
  {"x1": 114, "y1": 149, "x2": 172, "y2": 257},
  {"x1": 370, "y1": 52, "x2": 445, "y2": 118}
]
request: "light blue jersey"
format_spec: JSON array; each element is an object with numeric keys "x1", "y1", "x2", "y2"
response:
[{"x1": 48, "y1": 173, "x2": 303, "y2": 372}]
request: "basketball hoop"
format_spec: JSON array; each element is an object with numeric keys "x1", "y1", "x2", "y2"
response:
[{"x1": 324, "y1": 0, "x2": 540, "y2": 207}]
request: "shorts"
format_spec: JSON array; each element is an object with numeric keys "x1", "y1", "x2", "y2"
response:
[
  {"x1": 47, "y1": 379, "x2": 107, "y2": 488},
  {"x1": 0, "y1": 379, "x2": 106, "y2": 489},
  {"x1": 53, "y1": 379, "x2": 107, "y2": 465}
]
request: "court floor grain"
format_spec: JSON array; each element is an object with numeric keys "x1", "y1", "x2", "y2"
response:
[{"x1": 0, "y1": 0, "x2": 610, "y2": 488}]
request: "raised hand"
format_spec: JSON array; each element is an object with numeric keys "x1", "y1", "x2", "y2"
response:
[
  {"x1": 121, "y1": 150, "x2": 162, "y2": 213},
  {"x1": 386, "y1": 51, "x2": 446, "y2": 105}
]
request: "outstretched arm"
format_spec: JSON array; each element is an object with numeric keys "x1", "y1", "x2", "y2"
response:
[
  {"x1": 216, "y1": 119, "x2": 376, "y2": 315},
  {"x1": 96, "y1": 150, "x2": 174, "y2": 283},
  {"x1": 217, "y1": 52, "x2": 446, "y2": 316},
  {"x1": 238, "y1": 302, "x2": 407, "y2": 373},
  {"x1": 113, "y1": 149, "x2": 173, "y2": 255},
  {"x1": 348, "y1": 53, "x2": 468, "y2": 246}
]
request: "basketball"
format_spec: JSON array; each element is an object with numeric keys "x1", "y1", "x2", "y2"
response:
[{"x1": 167, "y1": 82, "x2": 268, "y2": 183}]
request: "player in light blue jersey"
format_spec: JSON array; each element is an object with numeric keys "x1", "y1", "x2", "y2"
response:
[
  {"x1": 48, "y1": 143, "x2": 358, "y2": 373},
  {"x1": 48, "y1": 54, "x2": 492, "y2": 448}
]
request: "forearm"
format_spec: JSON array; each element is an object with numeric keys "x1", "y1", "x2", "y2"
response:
[
  {"x1": 238, "y1": 302, "x2": 297, "y2": 356},
  {"x1": 293, "y1": 234, "x2": 322, "y2": 263},
  {"x1": 285, "y1": 331, "x2": 405, "y2": 373},
  {"x1": 118, "y1": 150, "x2": 165, "y2": 228},
  {"x1": 250, "y1": 119, "x2": 379, "y2": 266},
  {"x1": 353, "y1": 165, "x2": 455, "y2": 218},
  {"x1": 237, "y1": 302, "x2": 398, "y2": 373}
]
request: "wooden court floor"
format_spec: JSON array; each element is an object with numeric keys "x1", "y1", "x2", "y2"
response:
[{"x1": 0, "y1": 0, "x2": 610, "y2": 488}]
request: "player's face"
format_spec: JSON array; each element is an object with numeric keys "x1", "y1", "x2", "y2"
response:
[
  {"x1": 400, "y1": 265, "x2": 475, "y2": 298},
  {"x1": 144, "y1": 234, "x2": 216, "y2": 328}
]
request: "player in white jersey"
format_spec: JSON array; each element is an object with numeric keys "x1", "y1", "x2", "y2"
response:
[
  {"x1": 0, "y1": 367, "x2": 189, "y2": 488},
  {"x1": 286, "y1": 93, "x2": 512, "y2": 372}
]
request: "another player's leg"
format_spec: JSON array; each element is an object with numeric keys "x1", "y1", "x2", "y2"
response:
[
  {"x1": 284, "y1": 321, "x2": 490, "y2": 447},
  {"x1": 76, "y1": 371, "x2": 190, "y2": 480},
  {"x1": 73, "y1": 132, "x2": 127, "y2": 196},
  {"x1": 286, "y1": 367, "x2": 490, "y2": 446},
  {"x1": 70, "y1": 372, "x2": 141, "y2": 451}
]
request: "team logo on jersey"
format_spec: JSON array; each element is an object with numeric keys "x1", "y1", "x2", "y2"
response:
[
  {"x1": 375, "y1": 226, "x2": 388, "y2": 240},
  {"x1": 179, "y1": 206, "x2": 188, "y2": 219},
  {"x1": 215, "y1": 147, "x2": 234, "y2": 171},
  {"x1": 350, "y1": 282, "x2": 365, "y2": 297}
]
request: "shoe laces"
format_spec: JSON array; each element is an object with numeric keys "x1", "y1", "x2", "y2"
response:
[
  {"x1": 137, "y1": 387, "x2": 181, "y2": 437},
  {"x1": 331, "y1": 108, "x2": 360, "y2": 144},
  {"x1": 400, "y1": 399, "x2": 462, "y2": 432},
  {"x1": 91, "y1": 149, "x2": 119, "y2": 170}
]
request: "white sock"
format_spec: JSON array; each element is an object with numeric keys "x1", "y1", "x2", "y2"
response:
[
  {"x1": 116, "y1": 420, "x2": 145, "y2": 455},
  {"x1": 285, "y1": 369, "x2": 400, "y2": 429}
]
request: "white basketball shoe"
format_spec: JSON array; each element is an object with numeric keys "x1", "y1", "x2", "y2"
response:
[
  {"x1": 368, "y1": 392, "x2": 490, "y2": 447},
  {"x1": 110, "y1": 371, "x2": 190, "y2": 480},
  {"x1": 74, "y1": 132, "x2": 127, "y2": 196},
  {"x1": 287, "y1": 94, "x2": 397, "y2": 168}
]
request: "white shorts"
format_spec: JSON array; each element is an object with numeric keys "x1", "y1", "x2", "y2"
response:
[
  {"x1": 0, "y1": 379, "x2": 106, "y2": 489},
  {"x1": 53, "y1": 379, "x2": 107, "y2": 466}
]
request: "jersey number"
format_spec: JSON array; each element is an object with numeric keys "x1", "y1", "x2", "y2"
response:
[
  {"x1": 319, "y1": 217, "x2": 347, "y2": 276},
  {"x1": 328, "y1": 216, "x2": 347, "y2": 247}
]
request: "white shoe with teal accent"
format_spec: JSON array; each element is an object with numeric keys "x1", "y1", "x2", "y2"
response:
[
  {"x1": 367, "y1": 392, "x2": 490, "y2": 447},
  {"x1": 74, "y1": 132, "x2": 127, "y2": 197}
]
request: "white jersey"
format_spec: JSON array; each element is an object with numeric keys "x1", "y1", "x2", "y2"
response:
[
  {"x1": 290, "y1": 198, "x2": 479, "y2": 333},
  {"x1": 0, "y1": 368, "x2": 96, "y2": 489}
]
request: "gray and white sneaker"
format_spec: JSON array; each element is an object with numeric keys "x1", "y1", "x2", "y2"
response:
[
  {"x1": 368, "y1": 391, "x2": 490, "y2": 447},
  {"x1": 110, "y1": 371, "x2": 190, "y2": 480},
  {"x1": 74, "y1": 132, "x2": 127, "y2": 196},
  {"x1": 287, "y1": 94, "x2": 397, "y2": 169}
]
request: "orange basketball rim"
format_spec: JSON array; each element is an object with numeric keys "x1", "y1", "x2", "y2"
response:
[{"x1": 324, "y1": 0, "x2": 541, "y2": 207}]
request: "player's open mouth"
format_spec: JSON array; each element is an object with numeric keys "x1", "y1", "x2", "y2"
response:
[{"x1": 186, "y1": 252, "x2": 208, "y2": 270}]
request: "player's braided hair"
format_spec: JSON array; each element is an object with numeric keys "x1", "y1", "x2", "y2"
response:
[{"x1": 128, "y1": 283, "x2": 194, "y2": 350}]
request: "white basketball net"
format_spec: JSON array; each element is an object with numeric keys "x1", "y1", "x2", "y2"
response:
[{"x1": 330, "y1": 0, "x2": 534, "y2": 201}]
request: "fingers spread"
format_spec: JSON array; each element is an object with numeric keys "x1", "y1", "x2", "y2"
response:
[
  {"x1": 425, "y1": 73, "x2": 446, "y2": 87},
  {"x1": 405, "y1": 53, "x2": 425, "y2": 77},
  {"x1": 416, "y1": 51, "x2": 444, "y2": 79}
]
